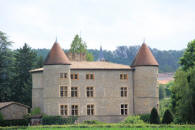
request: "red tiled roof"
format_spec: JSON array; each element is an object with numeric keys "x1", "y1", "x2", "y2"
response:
[
  {"x1": 44, "y1": 42, "x2": 71, "y2": 65},
  {"x1": 131, "y1": 43, "x2": 159, "y2": 67}
]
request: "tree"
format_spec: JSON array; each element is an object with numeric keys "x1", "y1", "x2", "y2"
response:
[
  {"x1": 162, "y1": 109, "x2": 173, "y2": 124},
  {"x1": 70, "y1": 34, "x2": 87, "y2": 53},
  {"x1": 0, "y1": 31, "x2": 14, "y2": 102},
  {"x1": 11, "y1": 43, "x2": 37, "y2": 106},
  {"x1": 180, "y1": 39, "x2": 195, "y2": 71},
  {"x1": 36, "y1": 55, "x2": 44, "y2": 68},
  {"x1": 159, "y1": 85, "x2": 166, "y2": 100},
  {"x1": 70, "y1": 34, "x2": 94, "y2": 61},
  {"x1": 150, "y1": 107, "x2": 160, "y2": 124}
]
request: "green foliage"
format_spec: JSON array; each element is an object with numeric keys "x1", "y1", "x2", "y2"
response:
[
  {"x1": 70, "y1": 34, "x2": 87, "y2": 53},
  {"x1": 0, "y1": 119, "x2": 29, "y2": 126},
  {"x1": 11, "y1": 43, "x2": 37, "y2": 106},
  {"x1": 0, "y1": 31, "x2": 14, "y2": 102},
  {"x1": 150, "y1": 108, "x2": 160, "y2": 124},
  {"x1": 0, "y1": 112, "x2": 3, "y2": 121},
  {"x1": 171, "y1": 67, "x2": 195, "y2": 123},
  {"x1": 159, "y1": 85, "x2": 166, "y2": 100},
  {"x1": 122, "y1": 116, "x2": 144, "y2": 124},
  {"x1": 162, "y1": 109, "x2": 173, "y2": 124},
  {"x1": 31, "y1": 107, "x2": 41, "y2": 115},
  {"x1": 86, "y1": 52, "x2": 94, "y2": 61},
  {"x1": 180, "y1": 39, "x2": 195, "y2": 71},
  {"x1": 42, "y1": 115, "x2": 77, "y2": 125},
  {"x1": 83, "y1": 120, "x2": 103, "y2": 124},
  {"x1": 36, "y1": 56, "x2": 44, "y2": 68},
  {"x1": 159, "y1": 98, "x2": 171, "y2": 117},
  {"x1": 140, "y1": 114, "x2": 150, "y2": 123}
]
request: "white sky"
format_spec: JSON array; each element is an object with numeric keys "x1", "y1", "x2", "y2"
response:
[{"x1": 0, "y1": 0, "x2": 195, "y2": 50}]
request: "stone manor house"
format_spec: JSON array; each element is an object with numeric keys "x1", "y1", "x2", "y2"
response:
[{"x1": 30, "y1": 41, "x2": 159, "y2": 123}]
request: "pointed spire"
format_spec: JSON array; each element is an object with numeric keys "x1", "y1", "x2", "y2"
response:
[
  {"x1": 98, "y1": 45, "x2": 105, "y2": 61},
  {"x1": 55, "y1": 37, "x2": 58, "y2": 43},
  {"x1": 44, "y1": 40, "x2": 71, "y2": 65},
  {"x1": 131, "y1": 43, "x2": 158, "y2": 67}
]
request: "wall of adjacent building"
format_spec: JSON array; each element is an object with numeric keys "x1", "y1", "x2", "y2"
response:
[{"x1": 0, "y1": 104, "x2": 28, "y2": 120}]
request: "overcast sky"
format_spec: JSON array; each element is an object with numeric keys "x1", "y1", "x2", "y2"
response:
[{"x1": 0, "y1": 0, "x2": 195, "y2": 50}]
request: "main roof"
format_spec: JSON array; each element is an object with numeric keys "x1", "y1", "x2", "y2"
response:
[
  {"x1": 131, "y1": 43, "x2": 159, "y2": 67},
  {"x1": 30, "y1": 61, "x2": 131, "y2": 73},
  {"x1": 44, "y1": 41, "x2": 71, "y2": 65}
]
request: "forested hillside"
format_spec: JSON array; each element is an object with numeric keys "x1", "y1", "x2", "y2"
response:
[{"x1": 34, "y1": 46, "x2": 184, "y2": 72}]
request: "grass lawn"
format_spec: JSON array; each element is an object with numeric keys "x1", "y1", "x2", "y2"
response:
[{"x1": 17, "y1": 128, "x2": 194, "y2": 130}]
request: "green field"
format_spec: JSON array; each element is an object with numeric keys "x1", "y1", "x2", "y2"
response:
[{"x1": 16, "y1": 128, "x2": 194, "y2": 130}]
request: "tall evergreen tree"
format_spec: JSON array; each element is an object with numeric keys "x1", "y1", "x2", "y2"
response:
[
  {"x1": 150, "y1": 107, "x2": 160, "y2": 124},
  {"x1": 162, "y1": 109, "x2": 173, "y2": 124},
  {"x1": 0, "y1": 31, "x2": 14, "y2": 102},
  {"x1": 12, "y1": 43, "x2": 37, "y2": 106}
]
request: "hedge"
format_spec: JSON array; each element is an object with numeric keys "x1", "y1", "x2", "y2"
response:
[
  {"x1": 42, "y1": 116, "x2": 77, "y2": 125},
  {"x1": 0, "y1": 119, "x2": 29, "y2": 126}
]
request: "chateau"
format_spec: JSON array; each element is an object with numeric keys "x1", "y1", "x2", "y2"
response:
[{"x1": 30, "y1": 41, "x2": 159, "y2": 123}]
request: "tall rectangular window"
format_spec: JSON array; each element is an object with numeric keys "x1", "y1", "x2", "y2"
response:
[
  {"x1": 87, "y1": 104, "x2": 94, "y2": 115},
  {"x1": 71, "y1": 73, "x2": 79, "y2": 80},
  {"x1": 120, "y1": 74, "x2": 128, "y2": 80},
  {"x1": 121, "y1": 87, "x2": 127, "y2": 97},
  {"x1": 121, "y1": 104, "x2": 128, "y2": 115},
  {"x1": 71, "y1": 87, "x2": 78, "y2": 97},
  {"x1": 60, "y1": 73, "x2": 67, "y2": 79},
  {"x1": 60, "y1": 86, "x2": 68, "y2": 97},
  {"x1": 86, "y1": 73, "x2": 95, "y2": 80},
  {"x1": 86, "y1": 87, "x2": 94, "y2": 97},
  {"x1": 60, "y1": 105, "x2": 68, "y2": 116},
  {"x1": 72, "y1": 105, "x2": 78, "y2": 116}
]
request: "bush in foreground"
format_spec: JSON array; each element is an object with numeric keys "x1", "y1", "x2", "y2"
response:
[
  {"x1": 162, "y1": 109, "x2": 173, "y2": 124},
  {"x1": 83, "y1": 120, "x2": 103, "y2": 124},
  {"x1": 122, "y1": 116, "x2": 144, "y2": 124},
  {"x1": 140, "y1": 114, "x2": 150, "y2": 123},
  {"x1": 150, "y1": 107, "x2": 160, "y2": 124},
  {"x1": 42, "y1": 115, "x2": 77, "y2": 125}
]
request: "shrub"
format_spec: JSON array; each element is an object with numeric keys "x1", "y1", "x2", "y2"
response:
[
  {"x1": 140, "y1": 114, "x2": 150, "y2": 123},
  {"x1": 0, "y1": 112, "x2": 3, "y2": 121},
  {"x1": 0, "y1": 119, "x2": 28, "y2": 126},
  {"x1": 83, "y1": 120, "x2": 103, "y2": 124},
  {"x1": 150, "y1": 107, "x2": 160, "y2": 124},
  {"x1": 162, "y1": 109, "x2": 173, "y2": 124},
  {"x1": 31, "y1": 107, "x2": 41, "y2": 115},
  {"x1": 122, "y1": 116, "x2": 144, "y2": 124},
  {"x1": 42, "y1": 115, "x2": 77, "y2": 125}
]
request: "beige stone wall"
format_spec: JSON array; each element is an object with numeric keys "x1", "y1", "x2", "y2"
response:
[
  {"x1": 133, "y1": 66, "x2": 159, "y2": 114},
  {"x1": 0, "y1": 104, "x2": 28, "y2": 120},
  {"x1": 32, "y1": 72, "x2": 44, "y2": 112},
  {"x1": 43, "y1": 65, "x2": 71, "y2": 115}
]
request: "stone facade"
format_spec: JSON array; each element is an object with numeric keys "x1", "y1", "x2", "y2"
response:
[
  {"x1": 0, "y1": 103, "x2": 29, "y2": 120},
  {"x1": 31, "y1": 42, "x2": 159, "y2": 123},
  {"x1": 32, "y1": 65, "x2": 158, "y2": 123}
]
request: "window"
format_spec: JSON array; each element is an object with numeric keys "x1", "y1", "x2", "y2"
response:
[
  {"x1": 60, "y1": 73, "x2": 67, "y2": 78},
  {"x1": 71, "y1": 87, "x2": 78, "y2": 97},
  {"x1": 86, "y1": 87, "x2": 94, "y2": 97},
  {"x1": 71, "y1": 73, "x2": 79, "y2": 80},
  {"x1": 120, "y1": 74, "x2": 128, "y2": 80},
  {"x1": 86, "y1": 73, "x2": 95, "y2": 80},
  {"x1": 60, "y1": 86, "x2": 68, "y2": 97},
  {"x1": 72, "y1": 105, "x2": 78, "y2": 116},
  {"x1": 121, "y1": 87, "x2": 127, "y2": 97},
  {"x1": 121, "y1": 104, "x2": 128, "y2": 115},
  {"x1": 60, "y1": 105, "x2": 68, "y2": 116},
  {"x1": 87, "y1": 104, "x2": 94, "y2": 115}
]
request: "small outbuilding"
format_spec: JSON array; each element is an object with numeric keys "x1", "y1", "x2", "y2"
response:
[{"x1": 0, "y1": 102, "x2": 29, "y2": 120}]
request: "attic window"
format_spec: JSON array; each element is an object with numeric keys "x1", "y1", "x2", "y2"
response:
[
  {"x1": 120, "y1": 74, "x2": 128, "y2": 80},
  {"x1": 86, "y1": 73, "x2": 95, "y2": 80}
]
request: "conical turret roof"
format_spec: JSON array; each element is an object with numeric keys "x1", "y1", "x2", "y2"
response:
[
  {"x1": 131, "y1": 43, "x2": 158, "y2": 67},
  {"x1": 44, "y1": 41, "x2": 71, "y2": 65}
]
